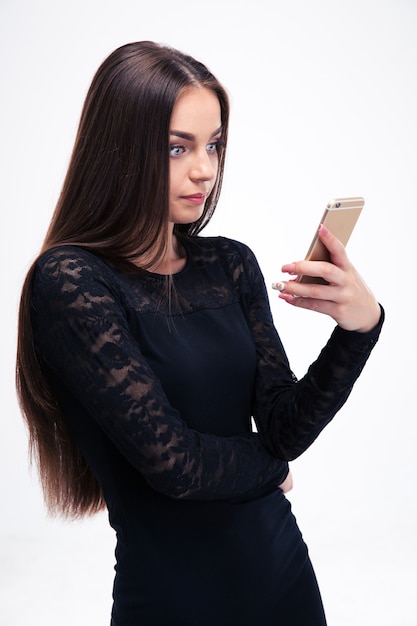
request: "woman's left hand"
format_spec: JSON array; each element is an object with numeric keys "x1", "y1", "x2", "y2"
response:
[{"x1": 275, "y1": 224, "x2": 381, "y2": 333}]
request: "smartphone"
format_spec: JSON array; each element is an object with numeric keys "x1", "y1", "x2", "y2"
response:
[{"x1": 296, "y1": 196, "x2": 364, "y2": 284}]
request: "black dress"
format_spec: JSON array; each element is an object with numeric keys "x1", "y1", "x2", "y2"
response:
[{"x1": 31, "y1": 235, "x2": 383, "y2": 625}]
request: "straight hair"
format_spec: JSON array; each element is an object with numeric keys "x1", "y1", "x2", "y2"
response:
[{"x1": 16, "y1": 41, "x2": 230, "y2": 517}]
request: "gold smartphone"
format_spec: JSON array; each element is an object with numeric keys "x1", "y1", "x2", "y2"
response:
[{"x1": 296, "y1": 196, "x2": 364, "y2": 284}]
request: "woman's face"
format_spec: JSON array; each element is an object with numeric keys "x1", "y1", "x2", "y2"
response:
[{"x1": 168, "y1": 87, "x2": 222, "y2": 225}]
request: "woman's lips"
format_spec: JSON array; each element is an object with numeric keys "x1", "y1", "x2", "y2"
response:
[{"x1": 181, "y1": 194, "x2": 206, "y2": 205}]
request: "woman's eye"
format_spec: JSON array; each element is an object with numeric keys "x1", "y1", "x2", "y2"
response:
[
  {"x1": 207, "y1": 139, "x2": 224, "y2": 154},
  {"x1": 170, "y1": 145, "x2": 185, "y2": 157}
]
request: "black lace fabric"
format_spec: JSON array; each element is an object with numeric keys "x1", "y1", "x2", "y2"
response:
[
  {"x1": 31, "y1": 236, "x2": 383, "y2": 501},
  {"x1": 237, "y1": 240, "x2": 384, "y2": 460}
]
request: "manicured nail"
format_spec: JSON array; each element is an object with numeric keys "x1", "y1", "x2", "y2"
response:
[
  {"x1": 272, "y1": 282, "x2": 285, "y2": 291},
  {"x1": 282, "y1": 263, "x2": 296, "y2": 274}
]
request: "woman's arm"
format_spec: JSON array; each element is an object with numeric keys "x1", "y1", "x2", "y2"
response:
[
  {"x1": 233, "y1": 234, "x2": 383, "y2": 461},
  {"x1": 31, "y1": 247, "x2": 289, "y2": 501}
]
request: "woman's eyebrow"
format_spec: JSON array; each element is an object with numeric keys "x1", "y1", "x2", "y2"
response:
[{"x1": 169, "y1": 126, "x2": 223, "y2": 141}]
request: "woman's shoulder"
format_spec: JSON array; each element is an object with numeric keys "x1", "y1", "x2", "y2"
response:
[
  {"x1": 33, "y1": 245, "x2": 117, "y2": 299},
  {"x1": 31, "y1": 245, "x2": 133, "y2": 320},
  {"x1": 184, "y1": 235, "x2": 263, "y2": 294},
  {"x1": 35, "y1": 245, "x2": 119, "y2": 282},
  {"x1": 36, "y1": 245, "x2": 106, "y2": 271}
]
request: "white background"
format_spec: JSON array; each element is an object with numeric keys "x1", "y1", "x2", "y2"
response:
[{"x1": 1, "y1": 0, "x2": 416, "y2": 624}]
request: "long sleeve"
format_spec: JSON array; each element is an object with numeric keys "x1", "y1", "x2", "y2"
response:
[
  {"x1": 229, "y1": 238, "x2": 384, "y2": 461},
  {"x1": 31, "y1": 246, "x2": 289, "y2": 501}
]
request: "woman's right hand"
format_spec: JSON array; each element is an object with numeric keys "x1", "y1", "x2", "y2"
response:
[{"x1": 278, "y1": 470, "x2": 293, "y2": 493}]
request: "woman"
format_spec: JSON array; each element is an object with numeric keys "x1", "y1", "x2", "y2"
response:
[{"x1": 16, "y1": 41, "x2": 383, "y2": 625}]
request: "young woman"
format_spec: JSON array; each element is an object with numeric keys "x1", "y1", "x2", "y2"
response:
[{"x1": 16, "y1": 41, "x2": 383, "y2": 625}]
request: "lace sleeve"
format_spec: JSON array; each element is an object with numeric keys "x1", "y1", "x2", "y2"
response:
[
  {"x1": 232, "y1": 240, "x2": 384, "y2": 461},
  {"x1": 31, "y1": 248, "x2": 289, "y2": 500}
]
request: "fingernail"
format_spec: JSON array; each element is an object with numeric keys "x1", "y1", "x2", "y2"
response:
[{"x1": 272, "y1": 282, "x2": 285, "y2": 291}]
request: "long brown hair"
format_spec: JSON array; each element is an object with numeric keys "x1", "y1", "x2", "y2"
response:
[{"x1": 16, "y1": 41, "x2": 230, "y2": 518}]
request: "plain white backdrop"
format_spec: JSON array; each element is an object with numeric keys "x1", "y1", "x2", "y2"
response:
[{"x1": 1, "y1": 0, "x2": 416, "y2": 624}]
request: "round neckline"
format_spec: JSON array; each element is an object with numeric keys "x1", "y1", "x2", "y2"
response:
[{"x1": 139, "y1": 237, "x2": 192, "y2": 280}]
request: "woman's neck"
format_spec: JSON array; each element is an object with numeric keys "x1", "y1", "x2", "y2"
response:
[{"x1": 134, "y1": 232, "x2": 187, "y2": 275}]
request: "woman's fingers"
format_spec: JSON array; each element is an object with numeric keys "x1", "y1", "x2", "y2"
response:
[
  {"x1": 274, "y1": 225, "x2": 381, "y2": 332},
  {"x1": 278, "y1": 471, "x2": 293, "y2": 493}
]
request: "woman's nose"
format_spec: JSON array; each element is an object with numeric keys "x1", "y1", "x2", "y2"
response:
[{"x1": 190, "y1": 150, "x2": 217, "y2": 182}]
